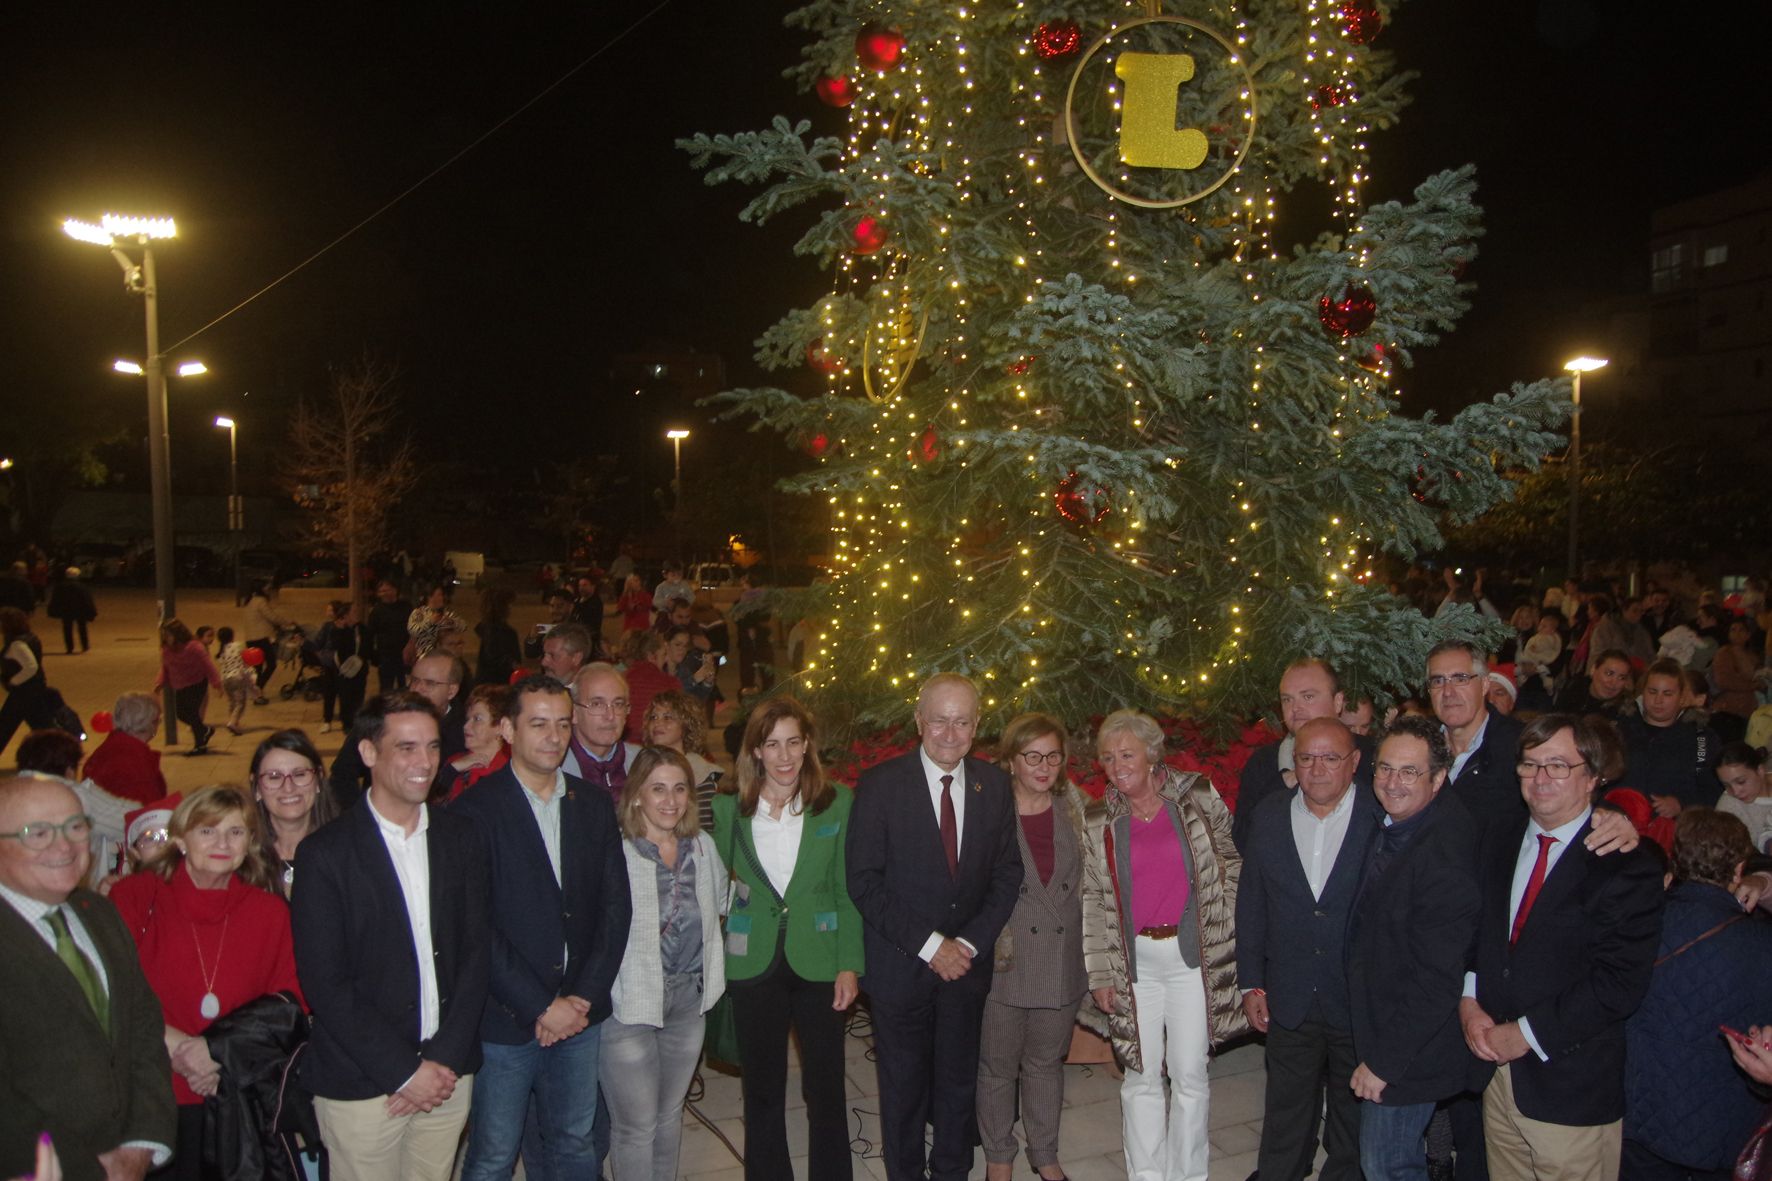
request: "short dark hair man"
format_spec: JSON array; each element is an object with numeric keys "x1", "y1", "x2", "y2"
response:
[
  {"x1": 1459, "y1": 714, "x2": 1663, "y2": 1181},
  {"x1": 292, "y1": 693, "x2": 491, "y2": 1181},
  {"x1": 1234, "y1": 658, "x2": 1373, "y2": 853},
  {"x1": 0, "y1": 775, "x2": 175, "y2": 1181},
  {"x1": 1346, "y1": 716, "x2": 1481, "y2": 1181},
  {"x1": 1237, "y1": 717, "x2": 1376, "y2": 1181},
  {"x1": 1618, "y1": 658, "x2": 1722, "y2": 821},
  {"x1": 450, "y1": 676, "x2": 631, "y2": 1180}
]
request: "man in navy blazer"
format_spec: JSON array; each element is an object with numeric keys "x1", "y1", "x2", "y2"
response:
[
  {"x1": 1459, "y1": 713, "x2": 1663, "y2": 1181},
  {"x1": 1237, "y1": 717, "x2": 1377, "y2": 1181},
  {"x1": 847, "y1": 673, "x2": 1022, "y2": 1181},
  {"x1": 292, "y1": 692, "x2": 491, "y2": 1181},
  {"x1": 449, "y1": 675, "x2": 631, "y2": 1181}
]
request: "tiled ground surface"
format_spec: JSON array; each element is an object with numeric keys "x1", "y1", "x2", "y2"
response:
[{"x1": 671, "y1": 1027, "x2": 1272, "y2": 1181}]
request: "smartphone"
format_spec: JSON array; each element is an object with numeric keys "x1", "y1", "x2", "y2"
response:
[
  {"x1": 534, "y1": 623, "x2": 555, "y2": 636},
  {"x1": 717, "y1": 654, "x2": 729, "y2": 666},
  {"x1": 1721, "y1": 1025, "x2": 1754, "y2": 1047}
]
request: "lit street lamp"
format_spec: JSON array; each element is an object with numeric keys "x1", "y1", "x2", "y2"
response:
[
  {"x1": 215, "y1": 416, "x2": 242, "y2": 589},
  {"x1": 1563, "y1": 355, "x2": 1609, "y2": 577},
  {"x1": 666, "y1": 429, "x2": 690, "y2": 559},
  {"x1": 67, "y1": 211, "x2": 184, "y2": 742}
]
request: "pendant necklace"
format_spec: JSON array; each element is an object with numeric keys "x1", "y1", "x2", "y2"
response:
[{"x1": 190, "y1": 914, "x2": 231, "y2": 1020}]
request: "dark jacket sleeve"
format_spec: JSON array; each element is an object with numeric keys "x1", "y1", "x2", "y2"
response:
[
  {"x1": 1234, "y1": 816, "x2": 1269, "y2": 991},
  {"x1": 101, "y1": 904, "x2": 178, "y2": 1152},
  {"x1": 427, "y1": 820, "x2": 491, "y2": 1073},
  {"x1": 568, "y1": 791, "x2": 631, "y2": 1012},
  {"x1": 291, "y1": 834, "x2": 421, "y2": 1093},
  {"x1": 955, "y1": 771, "x2": 1024, "y2": 955},
  {"x1": 846, "y1": 767, "x2": 934, "y2": 956},
  {"x1": 1521, "y1": 850, "x2": 1664, "y2": 1057}
]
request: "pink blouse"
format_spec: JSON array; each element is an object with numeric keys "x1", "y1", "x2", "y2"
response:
[{"x1": 1128, "y1": 806, "x2": 1191, "y2": 933}]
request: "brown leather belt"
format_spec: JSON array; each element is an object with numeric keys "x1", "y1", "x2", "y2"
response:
[{"x1": 1136, "y1": 924, "x2": 1180, "y2": 940}]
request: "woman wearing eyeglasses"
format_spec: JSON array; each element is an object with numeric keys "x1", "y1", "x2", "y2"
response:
[
  {"x1": 248, "y1": 730, "x2": 336, "y2": 898},
  {"x1": 1080, "y1": 708, "x2": 1247, "y2": 1181},
  {"x1": 976, "y1": 713, "x2": 1093, "y2": 1181}
]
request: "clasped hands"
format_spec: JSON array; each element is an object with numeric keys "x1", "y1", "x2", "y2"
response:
[
  {"x1": 1459, "y1": 997, "x2": 1531, "y2": 1065},
  {"x1": 169, "y1": 1034, "x2": 220, "y2": 1098},
  {"x1": 929, "y1": 938, "x2": 974, "y2": 982},
  {"x1": 387, "y1": 1059, "x2": 458, "y2": 1117},
  {"x1": 536, "y1": 995, "x2": 592, "y2": 1047}
]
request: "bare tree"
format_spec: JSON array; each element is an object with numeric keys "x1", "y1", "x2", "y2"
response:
[{"x1": 282, "y1": 356, "x2": 418, "y2": 608}]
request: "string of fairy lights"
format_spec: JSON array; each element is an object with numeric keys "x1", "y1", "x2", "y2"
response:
[{"x1": 791, "y1": 0, "x2": 1398, "y2": 719}]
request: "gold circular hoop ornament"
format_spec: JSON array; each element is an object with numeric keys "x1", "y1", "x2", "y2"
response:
[
  {"x1": 861, "y1": 306, "x2": 930, "y2": 404},
  {"x1": 1063, "y1": 16, "x2": 1258, "y2": 209}
]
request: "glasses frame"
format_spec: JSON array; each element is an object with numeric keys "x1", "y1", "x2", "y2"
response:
[
  {"x1": 256, "y1": 766, "x2": 319, "y2": 789},
  {"x1": 1372, "y1": 762, "x2": 1426, "y2": 785},
  {"x1": 1015, "y1": 750, "x2": 1066, "y2": 767},
  {"x1": 0, "y1": 815, "x2": 95, "y2": 851},
  {"x1": 1515, "y1": 759, "x2": 1588, "y2": 780}
]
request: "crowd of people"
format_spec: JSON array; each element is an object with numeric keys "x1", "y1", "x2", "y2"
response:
[{"x1": 3, "y1": 561, "x2": 1772, "y2": 1181}]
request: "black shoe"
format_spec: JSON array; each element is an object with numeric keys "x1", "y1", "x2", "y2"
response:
[
  {"x1": 1245, "y1": 1172, "x2": 1260, "y2": 1181},
  {"x1": 1427, "y1": 1160, "x2": 1454, "y2": 1181},
  {"x1": 253, "y1": 695, "x2": 269, "y2": 706}
]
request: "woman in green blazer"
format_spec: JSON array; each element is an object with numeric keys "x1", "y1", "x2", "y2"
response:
[{"x1": 712, "y1": 695, "x2": 863, "y2": 1180}]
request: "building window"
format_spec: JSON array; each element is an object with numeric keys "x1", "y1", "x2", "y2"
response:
[
  {"x1": 1651, "y1": 243, "x2": 1684, "y2": 293},
  {"x1": 1702, "y1": 244, "x2": 1729, "y2": 267}
]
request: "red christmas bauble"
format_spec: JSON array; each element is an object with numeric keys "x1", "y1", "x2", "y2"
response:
[
  {"x1": 1318, "y1": 285, "x2": 1377, "y2": 337},
  {"x1": 851, "y1": 215, "x2": 888, "y2": 255},
  {"x1": 855, "y1": 25, "x2": 905, "y2": 72},
  {"x1": 918, "y1": 424, "x2": 940, "y2": 463},
  {"x1": 1339, "y1": 0, "x2": 1383, "y2": 44},
  {"x1": 815, "y1": 75, "x2": 855, "y2": 108},
  {"x1": 806, "y1": 339, "x2": 844, "y2": 374},
  {"x1": 91, "y1": 710, "x2": 114, "y2": 734},
  {"x1": 1310, "y1": 83, "x2": 1346, "y2": 110},
  {"x1": 1356, "y1": 343, "x2": 1388, "y2": 374},
  {"x1": 242, "y1": 646, "x2": 265, "y2": 666},
  {"x1": 1032, "y1": 20, "x2": 1082, "y2": 60},
  {"x1": 806, "y1": 432, "x2": 832, "y2": 459},
  {"x1": 1054, "y1": 471, "x2": 1110, "y2": 527},
  {"x1": 1006, "y1": 356, "x2": 1034, "y2": 376}
]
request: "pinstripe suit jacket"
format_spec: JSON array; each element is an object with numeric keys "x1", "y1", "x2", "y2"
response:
[{"x1": 988, "y1": 789, "x2": 1088, "y2": 1008}]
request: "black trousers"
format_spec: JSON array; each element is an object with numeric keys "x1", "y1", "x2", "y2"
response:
[
  {"x1": 1444, "y1": 1089, "x2": 1489, "y2": 1181},
  {"x1": 870, "y1": 980, "x2": 986, "y2": 1181},
  {"x1": 173, "y1": 682, "x2": 209, "y2": 744},
  {"x1": 1259, "y1": 1004, "x2": 1361, "y2": 1181},
  {"x1": 60, "y1": 617, "x2": 89, "y2": 652},
  {"x1": 729, "y1": 945, "x2": 853, "y2": 1180},
  {"x1": 150, "y1": 1102, "x2": 217, "y2": 1180},
  {"x1": 245, "y1": 639, "x2": 276, "y2": 690}
]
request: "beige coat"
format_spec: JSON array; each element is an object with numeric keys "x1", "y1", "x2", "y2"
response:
[{"x1": 1077, "y1": 768, "x2": 1248, "y2": 1072}]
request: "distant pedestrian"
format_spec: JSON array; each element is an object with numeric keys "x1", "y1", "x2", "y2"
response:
[
  {"x1": 155, "y1": 618, "x2": 222, "y2": 754},
  {"x1": 0, "y1": 561, "x2": 34, "y2": 614},
  {"x1": 215, "y1": 626, "x2": 253, "y2": 735},
  {"x1": 0, "y1": 606, "x2": 59, "y2": 754},
  {"x1": 367, "y1": 579, "x2": 413, "y2": 692},
  {"x1": 242, "y1": 580, "x2": 296, "y2": 704},
  {"x1": 46, "y1": 566, "x2": 97, "y2": 654}
]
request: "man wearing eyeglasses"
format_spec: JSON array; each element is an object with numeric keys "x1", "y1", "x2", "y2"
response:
[
  {"x1": 1237, "y1": 717, "x2": 1378, "y2": 1181},
  {"x1": 330, "y1": 652, "x2": 467, "y2": 809},
  {"x1": 0, "y1": 775, "x2": 175, "y2": 1180},
  {"x1": 563, "y1": 663, "x2": 638, "y2": 803},
  {"x1": 1345, "y1": 716, "x2": 1481, "y2": 1181},
  {"x1": 1459, "y1": 714, "x2": 1663, "y2": 1181}
]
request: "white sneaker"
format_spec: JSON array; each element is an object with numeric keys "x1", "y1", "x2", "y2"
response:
[{"x1": 321, "y1": 722, "x2": 335, "y2": 734}]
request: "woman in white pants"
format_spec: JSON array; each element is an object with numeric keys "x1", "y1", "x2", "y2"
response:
[{"x1": 601, "y1": 746, "x2": 726, "y2": 1180}]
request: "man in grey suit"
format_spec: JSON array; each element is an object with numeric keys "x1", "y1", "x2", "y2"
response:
[
  {"x1": 1237, "y1": 718, "x2": 1376, "y2": 1181},
  {"x1": 0, "y1": 775, "x2": 175, "y2": 1181}
]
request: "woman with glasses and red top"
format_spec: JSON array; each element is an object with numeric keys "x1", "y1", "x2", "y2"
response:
[{"x1": 247, "y1": 730, "x2": 336, "y2": 898}]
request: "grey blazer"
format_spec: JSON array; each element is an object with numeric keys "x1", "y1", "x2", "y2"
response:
[{"x1": 988, "y1": 792, "x2": 1089, "y2": 1008}]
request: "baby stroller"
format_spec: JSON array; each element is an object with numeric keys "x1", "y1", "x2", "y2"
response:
[{"x1": 277, "y1": 627, "x2": 326, "y2": 702}]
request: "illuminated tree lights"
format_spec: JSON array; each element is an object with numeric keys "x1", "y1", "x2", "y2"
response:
[{"x1": 681, "y1": 0, "x2": 1567, "y2": 736}]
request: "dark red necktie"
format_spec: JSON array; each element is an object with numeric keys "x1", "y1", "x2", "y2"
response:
[
  {"x1": 1510, "y1": 833, "x2": 1558, "y2": 945},
  {"x1": 939, "y1": 774, "x2": 958, "y2": 877}
]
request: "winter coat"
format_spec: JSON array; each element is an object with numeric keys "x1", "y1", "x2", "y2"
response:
[
  {"x1": 1078, "y1": 767, "x2": 1248, "y2": 1072},
  {"x1": 200, "y1": 991, "x2": 315, "y2": 1181},
  {"x1": 47, "y1": 580, "x2": 97, "y2": 623}
]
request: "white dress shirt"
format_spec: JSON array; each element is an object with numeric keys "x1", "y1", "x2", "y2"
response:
[
  {"x1": 1289, "y1": 784, "x2": 1357, "y2": 900},
  {"x1": 751, "y1": 793, "x2": 805, "y2": 899},
  {"x1": 520, "y1": 771, "x2": 566, "y2": 887},
  {"x1": 1447, "y1": 711, "x2": 1491, "y2": 784},
  {"x1": 916, "y1": 748, "x2": 973, "y2": 963},
  {"x1": 367, "y1": 797, "x2": 440, "y2": 1042}
]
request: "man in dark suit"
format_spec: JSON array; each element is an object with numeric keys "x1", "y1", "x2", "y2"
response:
[
  {"x1": 1237, "y1": 717, "x2": 1376, "y2": 1181},
  {"x1": 1233, "y1": 658, "x2": 1374, "y2": 853},
  {"x1": 0, "y1": 775, "x2": 175, "y2": 1181},
  {"x1": 292, "y1": 693, "x2": 491, "y2": 1181},
  {"x1": 1459, "y1": 713, "x2": 1664, "y2": 1181},
  {"x1": 847, "y1": 672, "x2": 1023, "y2": 1181},
  {"x1": 450, "y1": 675, "x2": 631, "y2": 1181},
  {"x1": 1429, "y1": 640, "x2": 1528, "y2": 836},
  {"x1": 1346, "y1": 715, "x2": 1481, "y2": 1181}
]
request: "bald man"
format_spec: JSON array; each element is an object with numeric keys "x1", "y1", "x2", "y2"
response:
[{"x1": 0, "y1": 775, "x2": 175, "y2": 1181}]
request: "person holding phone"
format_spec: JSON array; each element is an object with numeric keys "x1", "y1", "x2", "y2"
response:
[{"x1": 1623, "y1": 808, "x2": 1772, "y2": 1179}]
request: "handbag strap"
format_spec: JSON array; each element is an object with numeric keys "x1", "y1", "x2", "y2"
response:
[
  {"x1": 1654, "y1": 913, "x2": 1747, "y2": 966},
  {"x1": 736, "y1": 815, "x2": 787, "y2": 908}
]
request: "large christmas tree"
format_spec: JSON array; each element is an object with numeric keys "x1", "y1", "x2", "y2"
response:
[{"x1": 682, "y1": 0, "x2": 1566, "y2": 737}]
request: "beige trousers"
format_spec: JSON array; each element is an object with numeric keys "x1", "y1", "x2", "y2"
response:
[
  {"x1": 1483, "y1": 1063, "x2": 1620, "y2": 1181},
  {"x1": 313, "y1": 1076, "x2": 474, "y2": 1181}
]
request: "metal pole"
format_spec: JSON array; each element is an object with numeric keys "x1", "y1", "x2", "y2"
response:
[
  {"x1": 228, "y1": 420, "x2": 241, "y2": 588},
  {"x1": 141, "y1": 243, "x2": 180, "y2": 744},
  {"x1": 672, "y1": 436, "x2": 684, "y2": 560},
  {"x1": 1565, "y1": 370, "x2": 1581, "y2": 580}
]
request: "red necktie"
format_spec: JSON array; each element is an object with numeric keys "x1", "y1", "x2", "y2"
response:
[
  {"x1": 939, "y1": 774, "x2": 958, "y2": 877},
  {"x1": 1510, "y1": 833, "x2": 1558, "y2": 945}
]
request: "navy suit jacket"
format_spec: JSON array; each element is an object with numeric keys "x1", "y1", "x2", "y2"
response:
[
  {"x1": 1446, "y1": 707, "x2": 1527, "y2": 836},
  {"x1": 846, "y1": 750, "x2": 1023, "y2": 1002},
  {"x1": 1235, "y1": 782, "x2": 1379, "y2": 1031},
  {"x1": 1469, "y1": 813, "x2": 1664, "y2": 1125},
  {"x1": 449, "y1": 765, "x2": 632, "y2": 1040},
  {"x1": 292, "y1": 799, "x2": 491, "y2": 1100}
]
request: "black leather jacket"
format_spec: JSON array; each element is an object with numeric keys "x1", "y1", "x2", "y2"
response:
[{"x1": 200, "y1": 992, "x2": 317, "y2": 1181}]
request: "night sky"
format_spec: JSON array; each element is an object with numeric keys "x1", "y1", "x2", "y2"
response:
[{"x1": 3, "y1": 0, "x2": 1766, "y2": 506}]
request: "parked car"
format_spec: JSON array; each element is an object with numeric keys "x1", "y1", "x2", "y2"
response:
[{"x1": 69, "y1": 541, "x2": 129, "y2": 582}]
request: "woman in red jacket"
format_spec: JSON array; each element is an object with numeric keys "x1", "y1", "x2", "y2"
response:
[
  {"x1": 154, "y1": 618, "x2": 223, "y2": 755},
  {"x1": 110, "y1": 784, "x2": 303, "y2": 1180}
]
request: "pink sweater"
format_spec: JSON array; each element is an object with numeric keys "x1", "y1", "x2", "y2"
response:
[{"x1": 155, "y1": 640, "x2": 222, "y2": 692}]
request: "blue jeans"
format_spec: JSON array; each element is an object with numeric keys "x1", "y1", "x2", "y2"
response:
[
  {"x1": 1361, "y1": 1099, "x2": 1438, "y2": 1181},
  {"x1": 461, "y1": 1026, "x2": 603, "y2": 1181}
]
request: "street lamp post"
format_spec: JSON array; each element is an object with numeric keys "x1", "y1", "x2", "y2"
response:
[
  {"x1": 1563, "y1": 356, "x2": 1609, "y2": 578},
  {"x1": 666, "y1": 429, "x2": 690, "y2": 560},
  {"x1": 216, "y1": 416, "x2": 241, "y2": 589},
  {"x1": 67, "y1": 213, "x2": 182, "y2": 742}
]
